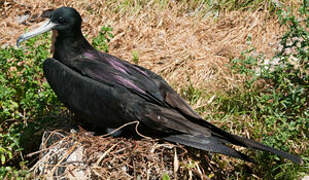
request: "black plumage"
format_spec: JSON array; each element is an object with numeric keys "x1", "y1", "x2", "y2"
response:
[{"x1": 17, "y1": 7, "x2": 302, "y2": 164}]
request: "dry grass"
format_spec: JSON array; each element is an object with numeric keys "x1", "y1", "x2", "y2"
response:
[{"x1": 1, "y1": 0, "x2": 291, "y2": 94}]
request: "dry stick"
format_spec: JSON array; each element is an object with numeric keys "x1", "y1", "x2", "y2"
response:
[
  {"x1": 92, "y1": 169, "x2": 104, "y2": 179},
  {"x1": 96, "y1": 142, "x2": 119, "y2": 166},
  {"x1": 101, "y1": 120, "x2": 152, "y2": 140},
  {"x1": 174, "y1": 147, "x2": 179, "y2": 179},
  {"x1": 27, "y1": 131, "x2": 68, "y2": 157},
  {"x1": 27, "y1": 147, "x2": 55, "y2": 158}
]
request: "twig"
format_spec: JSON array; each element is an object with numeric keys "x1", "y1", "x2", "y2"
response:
[
  {"x1": 101, "y1": 120, "x2": 152, "y2": 139},
  {"x1": 96, "y1": 143, "x2": 119, "y2": 166}
]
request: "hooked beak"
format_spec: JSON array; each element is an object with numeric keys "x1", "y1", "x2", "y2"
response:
[{"x1": 16, "y1": 19, "x2": 57, "y2": 47}]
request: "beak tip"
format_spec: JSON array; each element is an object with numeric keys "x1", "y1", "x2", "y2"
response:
[{"x1": 16, "y1": 36, "x2": 24, "y2": 48}]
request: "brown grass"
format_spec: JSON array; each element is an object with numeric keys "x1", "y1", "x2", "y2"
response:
[{"x1": 1, "y1": 0, "x2": 289, "y2": 94}]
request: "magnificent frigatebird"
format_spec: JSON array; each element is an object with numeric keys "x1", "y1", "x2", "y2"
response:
[{"x1": 17, "y1": 7, "x2": 302, "y2": 164}]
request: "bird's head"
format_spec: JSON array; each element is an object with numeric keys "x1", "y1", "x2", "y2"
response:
[{"x1": 17, "y1": 7, "x2": 82, "y2": 47}]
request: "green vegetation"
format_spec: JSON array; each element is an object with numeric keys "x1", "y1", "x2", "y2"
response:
[
  {"x1": 182, "y1": 2, "x2": 308, "y2": 179},
  {"x1": 101, "y1": 0, "x2": 298, "y2": 17},
  {"x1": 0, "y1": 0, "x2": 308, "y2": 179},
  {"x1": 162, "y1": 173, "x2": 171, "y2": 180},
  {"x1": 132, "y1": 50, "x2": 139, "y2": 64},
  {"x1": 0, "y1": 33, "x2": 58, "y2": 178},
  {"x1": 92, "y1": 26, "x2": 114, "y2": 52}
]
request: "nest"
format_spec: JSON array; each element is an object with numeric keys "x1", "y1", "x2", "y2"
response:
[{"x1": 29, "y1": 128, "x2": 220, "y2": 180}]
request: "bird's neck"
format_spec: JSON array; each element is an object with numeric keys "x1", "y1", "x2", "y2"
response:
[{"x1": 52, "y1": 30, "x2": 94, "y2": 64}]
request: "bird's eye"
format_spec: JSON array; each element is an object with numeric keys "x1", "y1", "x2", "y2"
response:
[{"x1": 58, "y1": 16, "x2": 65, "y2": 24}]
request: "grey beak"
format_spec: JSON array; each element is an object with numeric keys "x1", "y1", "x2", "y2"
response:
[{"x1": 17, "y1": 19, "x2": 57, "y2": 47}]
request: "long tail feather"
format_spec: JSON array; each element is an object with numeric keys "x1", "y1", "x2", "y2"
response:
[
  {"x1": 164, "y1": 134, "x2": 254, "y2": 162},
  {"x1": 231, "y1": 135, "x2": 303, "y2": 164},
  {"x1": 192, "y1": 118, "x2": 303, "y2": 164}
]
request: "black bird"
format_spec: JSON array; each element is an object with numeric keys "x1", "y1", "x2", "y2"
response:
[{"x1": 17, "y1": 7, "x2": 302, "y2": 164}]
